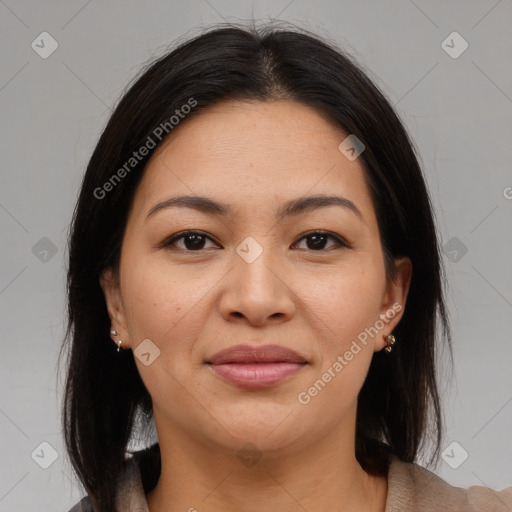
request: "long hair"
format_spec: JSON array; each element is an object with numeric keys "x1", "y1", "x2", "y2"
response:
[{"x1": 58, "y1": 22, "x2": 452, "y2": 511}]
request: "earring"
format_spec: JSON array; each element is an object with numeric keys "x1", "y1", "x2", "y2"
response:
[
  {"x1": 110, "y1": 329, "x2": 122, "y2": 352},
  {"x1": 384, "y1": 334, "x2": 396, "y2": 353}
]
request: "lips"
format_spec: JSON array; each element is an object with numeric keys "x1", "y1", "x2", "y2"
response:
[
  {"x1": 206, "y1": 344, "x2": 307, "y2": 388},
  {"x1": 207, "y1": 344, "x2": 307, "y2": 365}
]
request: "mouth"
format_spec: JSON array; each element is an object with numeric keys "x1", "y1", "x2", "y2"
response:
[{"x1": 205, "y1": 344, "x2": 308, "y2": 388}]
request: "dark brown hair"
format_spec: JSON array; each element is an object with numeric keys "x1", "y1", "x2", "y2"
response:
[{"x1": 58, "y1": 21, "x2": 452, "y2": 511}]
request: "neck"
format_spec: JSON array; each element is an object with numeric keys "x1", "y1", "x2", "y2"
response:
[{"x1": 146, "y1": 410, "x2": 388, "y2": 512}]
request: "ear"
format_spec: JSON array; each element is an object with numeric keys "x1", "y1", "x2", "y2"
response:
[
  {"x1": 374, "y1": 256, "x2": 412, "y2": 352},
  {"x1": 99, "y1": 268, "x2": 132, "y2": 349}
]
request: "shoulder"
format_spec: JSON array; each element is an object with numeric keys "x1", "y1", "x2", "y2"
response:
[
  {"x1": 66, "y1": 455, "x2": 149, "y2": 512},
  {"x1": 386, "y1": 455, "x2": 512, "y2": 511},
  {"x1": 66, "y1": 496, "x2": 93, "y2": 512}
]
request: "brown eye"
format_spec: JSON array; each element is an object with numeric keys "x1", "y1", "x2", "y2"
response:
[
  {"x1": 293, "y1": 231, "x2": 350, "y2": 251},
  {"x1": 162, "y1": 231, "x2": 218, "y2": 251}
]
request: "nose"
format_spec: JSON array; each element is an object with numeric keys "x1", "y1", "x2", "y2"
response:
[{"x1": 218, "y1": 245, "x2": 296, "y2": 327}]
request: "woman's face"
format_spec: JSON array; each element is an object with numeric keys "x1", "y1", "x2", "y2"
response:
[{"x1": 101, "y1": 99, "x2": 411, "y2": 456}]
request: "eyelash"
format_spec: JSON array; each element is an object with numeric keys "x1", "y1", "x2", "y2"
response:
[{"x1": 160, "y1": 230, "x2": 352, "y2": 252}]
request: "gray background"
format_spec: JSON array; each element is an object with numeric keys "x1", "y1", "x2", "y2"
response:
[{"x1": 1, "y1": 0, "x2": 511, "y2": 510}]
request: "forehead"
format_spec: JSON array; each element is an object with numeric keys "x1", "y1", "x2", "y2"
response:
[{"x1": 128, "y1": 100, "x2": 376, "y2": 226}]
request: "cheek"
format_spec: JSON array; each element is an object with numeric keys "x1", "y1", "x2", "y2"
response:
[
  {"x1": 120, "y1": 253, "x2": 219, "y2": 354},
  {"x1": 296, "y1": 271, "x2": 379, "y2": 416},
  {"x1": 300, "y1": 261, "x2": 384, "y2": 348},
  {"x1": 120, "y1": 258, "x2": 210, "y2": 400}
]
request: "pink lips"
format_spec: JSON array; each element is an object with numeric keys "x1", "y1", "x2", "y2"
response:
[{"x1": 206, "y1": 344, "x2": 307, "y2": 388}]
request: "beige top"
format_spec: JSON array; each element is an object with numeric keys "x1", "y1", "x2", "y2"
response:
[{"x1": 68, "y1": 454, "x2": 512, "y2": 511}]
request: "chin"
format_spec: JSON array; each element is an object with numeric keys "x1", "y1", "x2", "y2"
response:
[{"x1": 205, "y1": 405, "x2": 305, "y2": 452}]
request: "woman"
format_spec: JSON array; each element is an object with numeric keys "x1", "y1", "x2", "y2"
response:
[{"x1": 61, "y1": 23, "x2": 512, "y2": 511}]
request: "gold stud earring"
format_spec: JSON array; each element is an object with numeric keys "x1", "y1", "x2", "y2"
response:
[{"x1": 385, "y1": 334, "x2": 396, "y2": 353}]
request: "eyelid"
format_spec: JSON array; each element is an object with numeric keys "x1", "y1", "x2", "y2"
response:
[
  {"x1": 294, "y1": 230, "x2": 352, "y2": 249},
  {"x1": 159, "y1": 229, "x2": 352, "y2": 251},
  {"x1": 158, "y1": 230, "x2": 219, "y2": 250}
]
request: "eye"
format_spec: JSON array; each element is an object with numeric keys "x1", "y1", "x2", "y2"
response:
[
  {"x1": 161, "y1": 230, "x2": 219, "y2": 251},
  {"x1": 160, "y1": 230, "x2": 351, "y2": 252},
  {"x1": 292, "y1": 231, "x2": 351, "y2": 251}
]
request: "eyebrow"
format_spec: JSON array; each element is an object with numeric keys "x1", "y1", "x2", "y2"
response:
[{"x1": 145, "y1": 194, "x2": 365, "y2": 224}]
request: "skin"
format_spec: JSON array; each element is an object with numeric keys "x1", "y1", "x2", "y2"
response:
[{"x1": 100, "y1": 99, "x2": 412, "y2": 512}]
